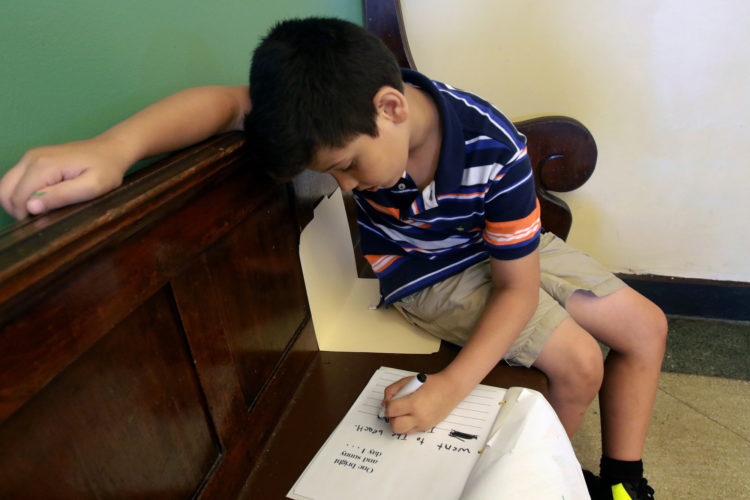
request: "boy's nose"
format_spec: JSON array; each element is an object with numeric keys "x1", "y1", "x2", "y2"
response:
[{"x1": 331, "y1": 171, "x2": 357, "y2": 192}]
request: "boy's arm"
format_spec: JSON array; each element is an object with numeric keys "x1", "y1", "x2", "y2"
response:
[
  {"x1": 384, "y1": 248, "x2": 540, "y2": 434},
  {"x1": 0, "y1": 85, "x2": 250, "y2": 219}
]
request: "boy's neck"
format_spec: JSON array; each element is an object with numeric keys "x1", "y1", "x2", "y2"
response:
[{"x1": 404, "y1": 85, "x2": 442, "y2": 191}]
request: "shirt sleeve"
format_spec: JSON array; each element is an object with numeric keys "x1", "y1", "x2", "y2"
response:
[{"x1": 482, "y1": 154, "x2": 541, "y2": 260}]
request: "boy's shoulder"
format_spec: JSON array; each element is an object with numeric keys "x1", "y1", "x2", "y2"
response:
[{"x1": 403, "y1": 69, "x2": 526, "y2": 154}]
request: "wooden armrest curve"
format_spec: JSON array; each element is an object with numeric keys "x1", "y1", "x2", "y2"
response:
[{"x1": 516, "y1": 116, "x2": 597, "y2": 193}]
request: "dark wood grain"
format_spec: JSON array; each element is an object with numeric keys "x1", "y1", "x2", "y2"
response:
[
  {"x1": 0, "y1": 133, "x2": 245, "y2": 323},
  {"x1": 171, "y1": 188, "x2": 308, "y2": 441},
  {"x1": 0, "y1": 135, "x2": 264, "y2": 424},
  {"x1": 364, "y1": 0, "x2": 416, "y2": 69},
  {"x1": 0, "y1": 288, "x2": 219, "y2": 498},
  {"x1": 0, "y1": 134, "x2": 318, "y2": 498}
]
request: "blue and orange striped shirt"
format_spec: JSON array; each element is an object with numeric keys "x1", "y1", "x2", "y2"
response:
[{"x1": 355, "y1": 69, "x2": 541, "y2": 304}]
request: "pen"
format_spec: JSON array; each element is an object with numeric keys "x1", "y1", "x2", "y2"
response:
[{"x1": 378, "y1": 372, "x2": 427, "y2": 420}]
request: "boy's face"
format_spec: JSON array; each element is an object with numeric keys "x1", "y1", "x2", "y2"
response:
[{"x1": 309, "y1": 89, "x2": 410, "y2": 192}]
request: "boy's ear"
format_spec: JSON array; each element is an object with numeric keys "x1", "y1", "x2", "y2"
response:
[{"x1": 373, "y1": 86, "x2": 408, "y2": 124}]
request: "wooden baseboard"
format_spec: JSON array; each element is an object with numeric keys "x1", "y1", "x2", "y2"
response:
[{"x1": 619, "y1": 274, "x2": 750, "y2": 321}]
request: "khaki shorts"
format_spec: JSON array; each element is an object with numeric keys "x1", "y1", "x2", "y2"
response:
[{"x1": 393, "y1": 232, "x2": 625, "y2": 367}]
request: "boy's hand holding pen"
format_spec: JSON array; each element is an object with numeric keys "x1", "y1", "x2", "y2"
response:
[
  {"x1": 381, "y1": 371, "x2": 470, "y2": 434},
  {"x1": 379, "y1": 372, "x2": 427, "y2": 422}
]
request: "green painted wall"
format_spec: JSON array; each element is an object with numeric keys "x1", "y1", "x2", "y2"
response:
[{"x1": 0, "y1": 0, "x2": 362, "y2": 228}]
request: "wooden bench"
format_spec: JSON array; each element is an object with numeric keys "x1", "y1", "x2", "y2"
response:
[{"x1": 0, "y1": 2, "x2": 596, "y2": 498}]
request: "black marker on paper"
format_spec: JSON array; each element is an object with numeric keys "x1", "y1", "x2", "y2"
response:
[
  {"x1": 378, "y1": 372, "x2": 427, "y2": 421},
  {"x1": 448, "y1": 430, "x2": 478, "y2": 441}
]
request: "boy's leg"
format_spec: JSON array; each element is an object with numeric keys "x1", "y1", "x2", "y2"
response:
[
  {"x1": 537, "y1": 233, "x2": 666, "y2": 498},
  {"x1": 393, "y1": 256, "x2": 606, "y2": 438},
  {"x1": 566, "y1": 287, "x2": 667, "y2": 460},
  {"x1": 393, "y1": 230, "x2": 667, "y2": 454},
  {"x1": 530, "y1": 316, "x2": 604, "y2": 436}
]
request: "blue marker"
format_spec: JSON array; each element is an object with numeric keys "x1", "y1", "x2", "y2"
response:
[{"x1": 378, "y1": 373, "x2": 427, "y2": 420}]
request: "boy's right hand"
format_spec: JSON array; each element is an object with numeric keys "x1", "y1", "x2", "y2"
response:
[
  {"x1": 383, "y1": 371, "x2": 468, "y2": 434},
  {"x1": 0, "y1": 137, "x2": 129, "y2": 220}
]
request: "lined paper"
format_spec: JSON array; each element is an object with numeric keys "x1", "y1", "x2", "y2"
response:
[{"x1": 289, "y1": 367, "x2": 507, "y2": 500}]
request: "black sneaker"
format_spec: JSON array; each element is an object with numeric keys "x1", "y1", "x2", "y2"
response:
[
  {"x1": 610, "y1": 478, "x2": 655, "y2": 500},
  {"x1": 582, "y1": 470, "x2": 606, "y2": 500}
]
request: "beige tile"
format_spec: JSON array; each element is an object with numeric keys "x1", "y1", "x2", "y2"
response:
[
  {"x1": 644, "y1": 384, "x2": 750, "y2": 499},
  {"x1": 657, "y1": 372, "x2": 750, "y2": 440},
  {"x1": 571, "y1": 373, "x2": 750, "y2": 499}
]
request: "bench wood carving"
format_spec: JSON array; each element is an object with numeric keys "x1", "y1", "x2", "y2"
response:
[{"x1": 0, "y1": 2, "x2": 595, "y2": 497}]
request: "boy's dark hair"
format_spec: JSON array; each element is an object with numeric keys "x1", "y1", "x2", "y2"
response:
[{"x1": 243, "y1": 17, "x2": 403, "y2": 181}]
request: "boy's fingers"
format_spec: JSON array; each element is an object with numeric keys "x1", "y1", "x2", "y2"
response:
[
  {"x1": 0, "y1": 165, "x2": 28, "y2": 219},
  {"x1": 383, "y1": 376, "x2": 413, "y2": 401},
  {"x1": 389, "y1": 414, "x2": 418, "y2": 435},
  {"x1": 384, "y1": 392, "x2": 415, "y2": 421},
  {"x1": 8, "y1": 162, "x2": 67, "y2": 218},
  {"x1": 25, "y1": 191, "x2": 50, "y2": 215},
  {"x1": 25, "y1": 172, "x2": 115, "y2": 215}
]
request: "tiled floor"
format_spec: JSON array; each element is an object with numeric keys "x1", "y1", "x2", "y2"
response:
[{"x1": 571, "y1": 316, "x2": 750, "y2": 499}]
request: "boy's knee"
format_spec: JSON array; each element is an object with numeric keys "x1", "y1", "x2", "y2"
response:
[
  {"x1": 651, "y1": 307, "x2": 669, "y2": 361},
  {"x1": 554, "y1": 333, "x2": 604, "y2": 397},
  {"x1": 652, "y1": 306, "x2": 669, "y2": 342},
  {"x1": 635, "y1": 301, "x2": 669, "y2": 356},
  {"x1": 572, "y1": 344, "x2": 605, "y2": 394}
]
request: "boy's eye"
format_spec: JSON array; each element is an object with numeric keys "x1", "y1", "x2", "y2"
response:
[{"x1": 343, "y1": 161, "x2": 355, "y2": 171}]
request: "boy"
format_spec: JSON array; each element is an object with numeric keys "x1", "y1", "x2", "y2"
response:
[{"x1": 0, "y1": 18, "x2": 665, "y2": 500}]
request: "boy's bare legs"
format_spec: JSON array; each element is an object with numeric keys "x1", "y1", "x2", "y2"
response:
[
  {"x1": 533, "y1": 285, "x2": 666, "y2": 497},
  {"x1": 532, "y1": 318, "x2": 605, "y2": 436},
  {"x1": 565, "y1": 286, "x2": 668, "y2": 460}
]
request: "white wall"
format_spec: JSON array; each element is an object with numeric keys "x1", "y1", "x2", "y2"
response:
[{"x1": 402, "y1": 0, "x2": 750, "y2": 282}]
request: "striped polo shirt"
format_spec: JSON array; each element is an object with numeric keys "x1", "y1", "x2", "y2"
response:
[{"x1": 354, "y1": 69, "x2": 541, "y2": 304}]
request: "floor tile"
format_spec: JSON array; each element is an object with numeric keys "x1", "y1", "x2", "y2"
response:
[
  {"x1": 571, "y1": 395, "x2": 602, "y2": 473},
  {"x1": 658, "y1": 372, "x2": 750, "y2": 441},
  {"x1": 571, "y1": 373, "x2": 750, "y2": 499},
  {"x1": 663, "y1": 316, "x2": 750, "y2": 381}
]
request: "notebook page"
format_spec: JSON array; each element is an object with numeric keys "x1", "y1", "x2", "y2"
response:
[{"x1": 289, "y1": 367, "x2": 506, "y2": 500}]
